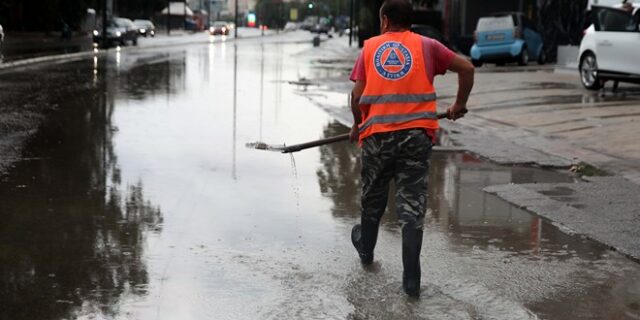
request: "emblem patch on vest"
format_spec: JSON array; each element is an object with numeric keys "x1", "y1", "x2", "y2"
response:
[{"x1": 373, "y1": 42, "x2": 413, "y2": 80}]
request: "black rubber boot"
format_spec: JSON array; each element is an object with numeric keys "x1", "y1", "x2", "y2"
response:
[
  {"x1": 402, "y1": 227, "x2": 423, "y2": 297},
  {"x1": 351, "y1": 224, "x2": 375, "y2": 265}
]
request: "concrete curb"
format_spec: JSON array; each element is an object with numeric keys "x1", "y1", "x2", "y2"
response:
[{"x1": 0, "y1": 50, "x2": 102, "y2": 71}]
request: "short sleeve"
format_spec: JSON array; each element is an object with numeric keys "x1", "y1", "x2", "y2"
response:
[
  {"x1": 430, "y1": 39, "x2": 456, "y2": 76},
  {"x1": 350, "y1": 52, "x2": 366, "y2": 82}
]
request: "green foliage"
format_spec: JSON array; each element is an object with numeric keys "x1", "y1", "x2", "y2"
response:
[{"x1": 0, "y1": 0, "x2": 96, "y2": 31}]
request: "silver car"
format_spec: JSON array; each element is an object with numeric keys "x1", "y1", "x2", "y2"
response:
[
  {"x1": 93, "y1": 17, "x2": 139, "y2": 46},
  {"x1": 133, "y1": 19, "x2": 155, "y2": 37}
]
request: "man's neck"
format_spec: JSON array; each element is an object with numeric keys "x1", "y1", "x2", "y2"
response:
[{"x1": 385, "y1": 27, "x2": 408, "y2": 33}]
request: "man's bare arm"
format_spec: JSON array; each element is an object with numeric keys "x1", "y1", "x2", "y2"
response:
[
  {"x1": 349, "y1": 80, "x2": 365, "y2": 142},
  {"x1": 446, "y1": 55, "x2": 475, "y2": 119}
]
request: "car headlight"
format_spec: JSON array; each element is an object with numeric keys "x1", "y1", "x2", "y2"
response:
[
  {"x1": 93, "y1": 30, "x2": 99, "y2": 36},
  {"x1": 116, "y1": 31, "x2": 122, "y2": 37},
  {"x1": 209, "y1": 27, "x2": 215, "y2": 32},
  {"x1": 140, "y1": 28, "x2": 146, "y2": 33},
  {"x1": 222, "y1": 27, "x2": 226, "y2": 32}
]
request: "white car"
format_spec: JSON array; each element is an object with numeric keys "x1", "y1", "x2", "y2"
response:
[{"x1": 579, "y1": 5, "x2": 640, "y2": 90}]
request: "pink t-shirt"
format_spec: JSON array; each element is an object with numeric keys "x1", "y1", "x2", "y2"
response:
[{"x1": 350, "y1": 34, "x2": 456, "y2": 142}]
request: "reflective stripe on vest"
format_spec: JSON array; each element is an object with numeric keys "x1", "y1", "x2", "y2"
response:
[
  {"x1": 359, "y1": 93, "x2": 436, "y2": 104},
  {"x1": 359, "y1": 111, "x2": 439, "y2": 133}
]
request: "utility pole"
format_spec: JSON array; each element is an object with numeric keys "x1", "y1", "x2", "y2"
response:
[
  {"x1": 184, "y1": 0, "x2": 187, "y2": 30},
  {"x1": 207, "y1": 0, "x2": 211, "y2": 28},
  {"x1": 234, "y1": 0, "x2": 239, "y2": 38},
  {"x1": 260, "y1": 0, "x2": 264, "y2": 36},
  {"x1": 102, "y1": 0, "x2": 108, "y2": 47},
  {"x1": 167, "y1": 0, "x2": 171, "y2": 34},
  {"x1": 349, "y1": 0, "x2": 353, "y2": 46}
]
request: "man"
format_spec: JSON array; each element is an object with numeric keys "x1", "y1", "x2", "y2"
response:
[{"x1": 349, "y1": 0, "x2": 474, "y2": 297}]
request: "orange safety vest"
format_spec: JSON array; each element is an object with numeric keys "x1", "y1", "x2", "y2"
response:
[{"x1": 358, "y1": 31, "x2": 438, "y2": 142}]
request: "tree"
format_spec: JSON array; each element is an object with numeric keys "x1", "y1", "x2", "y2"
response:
[{"x1": 0, "y1": 0, "x2": 97, "y2": 31}]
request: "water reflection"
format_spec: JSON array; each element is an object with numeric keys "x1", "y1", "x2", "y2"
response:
[
  {"x1": 316, "y1": 122, "x2": 359, "y2": 217},
  {"x1": 0, "y1": 54, "x2": 164, "y2": 320},
  {"x1": 316, "y1": 121, "x2": 640, "y2": 318},
  {"x1": 316, "y1": 121, "x2": 576, "y2": 241},
  {"x1": 112, "y1": 52, "x2": 187, "y2": 100}
]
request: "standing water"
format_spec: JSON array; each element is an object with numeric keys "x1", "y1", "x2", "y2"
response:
[{"x1": 0, "y1": 33, "x2": 639, "y2": 320}]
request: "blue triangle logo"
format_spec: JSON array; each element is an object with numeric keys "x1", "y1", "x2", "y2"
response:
[{"x1": 383, "y1": 49, "x2": 403, "y2": 66}]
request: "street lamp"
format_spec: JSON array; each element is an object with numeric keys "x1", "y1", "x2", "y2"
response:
[
  {"x1": 101, "y1": 0, "x2": 108, "y2": 47},
  {"x1": 234, "y1": 0, "x2": 239, "y2": 38}
]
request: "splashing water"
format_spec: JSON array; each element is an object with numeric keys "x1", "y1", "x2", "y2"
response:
[{"x1": 289, "y1": 153, "x2": 300, "y2": 210}]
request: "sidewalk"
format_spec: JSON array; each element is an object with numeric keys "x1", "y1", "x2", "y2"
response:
[
  {"x1": 300, "y1": 36, "x2": 640, "y2": 262},
  {"x1": 1, "y1": 32, "x2": 94, "y2": 62}
]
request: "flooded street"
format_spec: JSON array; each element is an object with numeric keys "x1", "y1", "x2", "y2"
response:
[{"x1": 1, "y1": 34, "x2": 640, "y2": 319}]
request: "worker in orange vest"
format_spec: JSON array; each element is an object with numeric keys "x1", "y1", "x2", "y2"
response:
[{"x1": 349, "y1": 0, "x2": 474, "y2": 297}]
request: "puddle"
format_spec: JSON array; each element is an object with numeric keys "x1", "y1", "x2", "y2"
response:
[{"x1": 1, "y1": 37, "x2": 639, "y2": 320}]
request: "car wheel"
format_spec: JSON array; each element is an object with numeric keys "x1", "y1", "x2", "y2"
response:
[
  {"x1": 537, "y1": 49, "x2": 546, "y2": 65},
  {"x1": 133, "y1": 37, "x2": 138, "y2": 46},
  {"x1": 580, "y1": 53, "x2": 603, "y2": 90},
  {"x1": 472, "y1": 59, "x2": 483, "y2": 67},
  {"x1": 518, "y1": 46, "x2": 529, "y2": 66}
]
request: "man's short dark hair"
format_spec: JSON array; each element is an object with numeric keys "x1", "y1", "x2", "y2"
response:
[{"x1": 380, "y1": 0, "x2": 414, "y2": 29}]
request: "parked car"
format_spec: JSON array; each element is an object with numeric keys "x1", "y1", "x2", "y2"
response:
[
  {"x1": 410, "y1": 24, "x2": 454, "y2": 50},
  {"x1": 209, "y1": 21, "x2": 230, "y2": 35},
  {"x1": 300, "y1": 16, "x2": 319, "y2": 31},
  {"x1": 579, "y1": 5, "x2": 640, "y2": 90},
  {"x1": 133, "y1": 19, "x2": 155, "y2": 37},
  {"x1": 310, "y1": 17, "x2": 331, "y2": 34},
  {"x1": 312, "y1": 23, "x2": 330, "y2": 34},
  {"x1": 93, "y1": 17, "x2": 139, "y2": 46},
  {"x1": 470, "y1": 12, "x2": 546, "y2": 67},
  {"x1": 284, "y1": 22, "x2": 298, "y2": 31}
]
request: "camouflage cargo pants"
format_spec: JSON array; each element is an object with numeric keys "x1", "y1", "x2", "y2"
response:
[{"x1": 360, "y1": 128, "x2": 432, "y2": 231}]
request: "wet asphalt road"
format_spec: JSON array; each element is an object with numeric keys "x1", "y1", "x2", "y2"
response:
[{"x1": 1, "y1": 33, "x2": 640, "y2": 319}]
